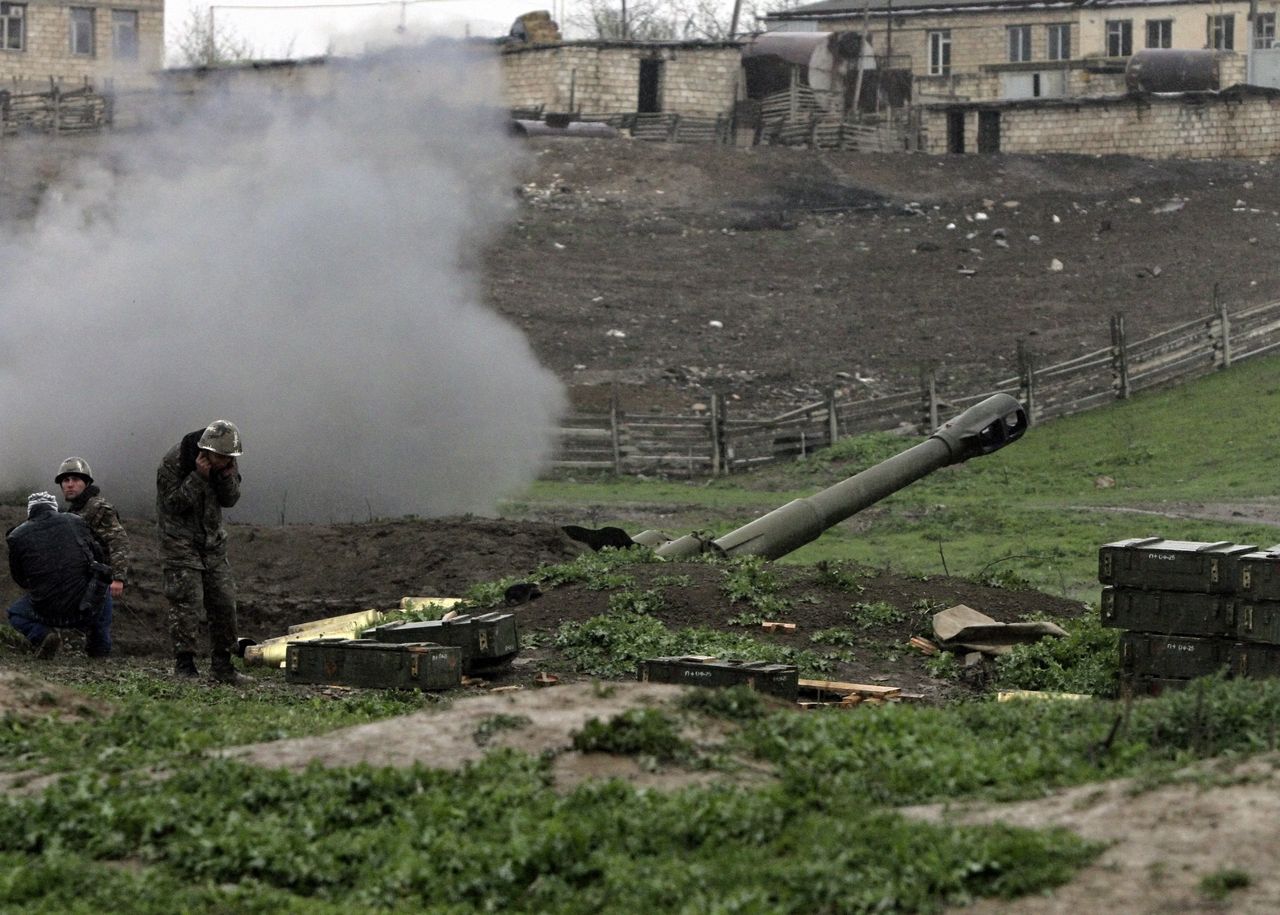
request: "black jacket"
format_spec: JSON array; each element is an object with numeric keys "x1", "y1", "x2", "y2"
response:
[{"x1": 6, "y1": 505, "x2": 106, "y2": 625}]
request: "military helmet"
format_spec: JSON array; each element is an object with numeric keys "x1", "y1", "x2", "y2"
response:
[
  {"x1": 54, "y1": 456, "x2": 94, "y2": 485},
  {"x1": 198, "y1": 420, "x2": 243, "y2": 457}
]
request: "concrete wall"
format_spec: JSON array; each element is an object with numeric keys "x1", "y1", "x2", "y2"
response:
[
  {"x1": 501, "y1": 43, "x2": 741, "y2": 116},
  {"x1": 924, "y1": 87, "x2": 1280, "y2": 157},
  {"x1": 0, "y1": 0, "x2": 164, "y2": 90}
]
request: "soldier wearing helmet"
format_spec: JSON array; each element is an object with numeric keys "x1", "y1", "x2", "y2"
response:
[
  {"x1": 155, "y1": 420, "x2": 246, "y2": 684},
  {"x1": 55, "y1": 456, "x2": 131, "y2": 604}
]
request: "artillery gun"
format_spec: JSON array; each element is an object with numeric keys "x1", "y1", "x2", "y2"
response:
[{"x1": 564, "y1": 393, "x2": 1027, "y2": 560}]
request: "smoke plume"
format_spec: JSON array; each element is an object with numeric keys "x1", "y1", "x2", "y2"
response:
[{"x1": 0, "y1": 42, "x2": 566, "y2": 523}]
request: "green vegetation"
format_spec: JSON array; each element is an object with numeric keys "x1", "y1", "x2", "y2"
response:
[
  {"x1": 511, "y1": 355, "x2": 1280, "y2": 600},
  {"x1": 1199, "y1": 868, "x2": 1252, "y2": 900},
  {"x1": 571, "y1": 708, "x2": 694, "y2": 764}
]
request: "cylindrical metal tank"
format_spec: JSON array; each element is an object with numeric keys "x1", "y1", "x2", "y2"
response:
[{"x1": 1125, "y1": 50, "x2": 1222, "y2": 94}]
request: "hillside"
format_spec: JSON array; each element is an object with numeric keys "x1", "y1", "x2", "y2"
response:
[{"x1": 490, "y1": 139, "x2": 1277, "y2": 414}]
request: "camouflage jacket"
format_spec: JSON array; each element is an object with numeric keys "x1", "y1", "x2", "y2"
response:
[
  {"x1": 155, "y1": 429, "x2": 241, "y2": 567},
  {"x1": 65, "y1": 485, "x2": 131, "y2": 582}
]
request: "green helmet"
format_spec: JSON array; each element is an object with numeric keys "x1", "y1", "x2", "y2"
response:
[
  {"x1": 54, "y1": 456, "x2": 94, "y2": 485},
  {"x1": 198, "y1": 420, "x2": 243, "y2": 457}
]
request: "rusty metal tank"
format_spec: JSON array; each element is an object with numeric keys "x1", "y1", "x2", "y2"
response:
[
  {"x1": 1125, "y1": 50, "x2": 1224, "y2": 94},
  {"x1": 564, "y1": 393, "x2": 1028, "y2": 561}
]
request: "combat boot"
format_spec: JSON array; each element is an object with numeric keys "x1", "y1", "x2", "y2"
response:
[
  {"x1": 174, "y1": 651, "x2": 199, "y2": 677},
  {"x1": 34, "y1": 631, "x2": 61, "y2": 660},
  {"x1": 210, "y1": 650, "x2": 248, "y2": 685}
]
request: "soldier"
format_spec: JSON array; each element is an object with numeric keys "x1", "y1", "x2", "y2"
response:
[
  {"x1": 55, "y1": 457, "x2": 130, "y2": 603},
  {"x1": 6, "y1": 491, "x2": 112, "y2": 659},
  {"x1": 156, "y1": 420, "x2": 246, "y2": 684}
]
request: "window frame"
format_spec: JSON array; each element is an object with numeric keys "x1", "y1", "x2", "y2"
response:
[
  {"x1": 111, "y1": 8, "x2": 139, "y2": 60},
  {"x1": 1046, "y1": 23, "x2": 1071, "y2": 61},
  {"x1": 928, "y1": 29, "x2": 952, "y2": 76},
  {"x1": 1144, "y1": 19, "x2": 1172, "y2": 49},
  {"x1": 1256, "y1": 12, "x2": 1277, "y2": 49},
  {"x1": 70, "y1": 7, "x2": 95, "y2": 57},
  {"x1": 1007, "y1": 24, "x2": 1032, "y2": 62},
  {"x1": 1208, "y1": 13, "x2": 1235, "y2": 50},
  {"x1": 1105, "y1": 19, "x2": 1133, "y2": 57},
  {"x1": 0, "y1": 2, "x2": 25, "y2": 52}
]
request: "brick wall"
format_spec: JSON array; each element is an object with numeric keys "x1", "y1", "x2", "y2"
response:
[
  {"x1": 923, "y1": 88, "x2": 1280, "y2": 157},
  {"x1": 501, "y1": 43, "x2": 741, "y2": 116},
  {"x1": 0, "y1": 0, "x2": 164, "y2": 91}
]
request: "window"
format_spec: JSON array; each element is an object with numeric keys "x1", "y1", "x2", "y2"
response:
[
  {"x1": 1209, "y1": 14, "x2": 1234, "y2": 50},
  {"x1": 928, "y1": 30, "x2": 951, "y2": 76},
  {"x1": 1007, "y1": 25, "x2": 1032, "y2": 62},
  {"x1": 1046, "y1": 23, "x2": 1070, "y2": 60},
  {"x1": 111, "y1": 9, "x2": 138, "y2": 60},
  {"x1": 1256, "y1": 13, "x2": 1276, "y2": 49},
  {"x1": 70, "y1": 7, "x2": 94, "y2": 56},
  {"x1": 1106, "y1": 19, "x2": 1132, "y2": 57},
  {"x1": 1146, "y1": 19, "x2": 1172, "y2": 49},
  {"x1": 0, "y1": 2, "x2": 25, "y2": 51}
]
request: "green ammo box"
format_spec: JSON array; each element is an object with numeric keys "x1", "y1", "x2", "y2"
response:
[
  {"x1": 1119, "y1": 673, "x2": 1193, "y2": 697},
  {"x1": 1230, "y1": 642, "x2": 1280, "y2": 678},
  {"x1": 1100, "y1": 587, "x2": 1234, "y2": 636},
  {"x1": 1098, "y1": 538, "x2": 1256, "y2": 593},
  {"x1": 638, "y1": 656, "x2": 799, "y2": 701},
  {"x1": 364, "y1": 613, "x2": 519, "y2": 669},
  {"x1": 1233, "y1": 599, "x2": 1280, "y2": 644},
  {"x1": 1236, "y1": 549, "x2": 1280, "y2": 602},
  {"x1": 1120, "y1": 632, "x2": 1231, "y2": 680},
  {"x1": 285, "y1": 638, "x2": 462, "y2": 690}
]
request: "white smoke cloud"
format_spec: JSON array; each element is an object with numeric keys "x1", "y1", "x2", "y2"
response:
[{"x1": 0, "y1": 42, "x2": 566, "y2": 523}]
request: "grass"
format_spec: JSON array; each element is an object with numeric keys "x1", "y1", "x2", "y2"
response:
[{"x1": 509, "y1": 354, "x2": 1280, "y2": 601}]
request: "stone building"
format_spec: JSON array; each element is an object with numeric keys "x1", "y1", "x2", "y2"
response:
[
  {"x1": 501, "y1": 40, "x2": 744, "y2": 117},
  {"x1": 763, "y1": 0, "x2": 1274, "y2": 101},
  {"x1": 0, "y1": 0, "x2": 163, "y2": 91},
  {"x1": 925, "y1": 83, "x2": 1280, "y2": 157}
]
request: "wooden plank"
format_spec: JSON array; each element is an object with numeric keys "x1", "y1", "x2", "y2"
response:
[{"x1": 798, "y1": 678, "x2": 902, "y2": 698}]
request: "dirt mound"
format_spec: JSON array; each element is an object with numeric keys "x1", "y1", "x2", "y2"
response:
[
  {"x1": 908, "y1": 754, "x2": 1280, "y2": 913},
  {"x1": 0, "y1": 505, "x2": 586, "y2": 656},
  {"x1": 0, "y1": 668, "x2": 108, "y2": 723}
]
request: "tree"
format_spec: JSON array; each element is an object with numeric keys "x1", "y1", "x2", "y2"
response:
[
  {"x1": 171, "y1": 6, "x2": 254, "y2": 67},
  {"x1": 567, "y1": 0, "x2": 813, "y2": 41}
]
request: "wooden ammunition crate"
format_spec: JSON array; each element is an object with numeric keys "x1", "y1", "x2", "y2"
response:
[
  {"x1": 1119, "y1": 631, "x2": 1231, "y2": 680},
  {"x1": 1100, "y1": 587, "x2": 1234, "y2": 637},
  {"x1": 364, "y1": 613, "x2": 519, "y2": 669},
  {"x1": 285, "y1": 638, "x2": 461, "y2": 690},
  {"x1": 1119, "y1": 673, "x2": 1194, "y2": 697},
  {"x1": 1099, "y1": 538, "x2": 1255, "y2": 593},
  {"x1": 638, "y1": 656, "x2": 798, "y2": 701},
  {"x1": 1236, "y1": 550, "x2": 1280, "y2": 602},
  {"x1": 1232, "y1": 599, "x2": 1280, "y2": 644},
  {"x1": 1230, "y1": 641, "x2": 1280, "y2": 678}
]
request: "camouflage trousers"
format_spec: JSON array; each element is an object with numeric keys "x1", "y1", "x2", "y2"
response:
[{"x1": 163, "y1": 558, "x2": 238, "y2": 655}]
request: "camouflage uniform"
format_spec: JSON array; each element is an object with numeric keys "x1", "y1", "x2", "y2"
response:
[
  {"x1": 156, "y1": 429, "x2": 242, "y2": 655},
  {"x1": 65, "y1": 485, "x2": 131, "y2": 584}
]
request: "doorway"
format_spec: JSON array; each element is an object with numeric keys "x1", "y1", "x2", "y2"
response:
[{"x1": 638, "y1": 59, "x2": 663, "y2": 113}]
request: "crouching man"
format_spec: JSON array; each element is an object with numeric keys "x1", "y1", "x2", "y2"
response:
[{"x1": 5, "y1": 492, "x2": 113, "y2": 659}]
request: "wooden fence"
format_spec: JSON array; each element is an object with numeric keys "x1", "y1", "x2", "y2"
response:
[
  {"x1": 550, "y1": 297, "x2": 1280, "y2": 477},
  {"x1": 0, "y1": 84, "x2": 110, "y2": 136}
]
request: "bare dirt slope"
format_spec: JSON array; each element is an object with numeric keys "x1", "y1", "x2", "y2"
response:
[{"x1": 491, "y1": 139, "x2": 1278, "y2": 414}]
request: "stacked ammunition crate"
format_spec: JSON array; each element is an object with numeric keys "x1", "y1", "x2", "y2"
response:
[{"x1": 1099, "y1": 537, "x2": 1280, "y2": 694}]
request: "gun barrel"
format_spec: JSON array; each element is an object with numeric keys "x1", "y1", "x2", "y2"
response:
[{"x1": 654, "y1": 393, "x2": 1027, "y2": 561}]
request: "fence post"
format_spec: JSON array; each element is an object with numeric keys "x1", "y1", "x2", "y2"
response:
[
  {"x1": 921, "y1": 367, "x2": 939, "y2": 433},
  {"x1": 826, "y1": 387, "x2": 839, "y2": 447},
  {"x1": 609, "y1": 383, "x2": 623, "y2": 474},
  {"x1": 668, "y1": 113, "x2": 680, "y2": 142},
  {"x1": 1110, "y1": 313, "x2": 1130, "y2": 400},
  {"x1": 1017, "y1": 339, "x2": 1037, "y2": 425},
  {"x1": 1214, "y1": 283, "x2": 1232, "y2": 369},
  {"x1": 711, "y1": 392, "x2": 728, "y2": 475}
]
